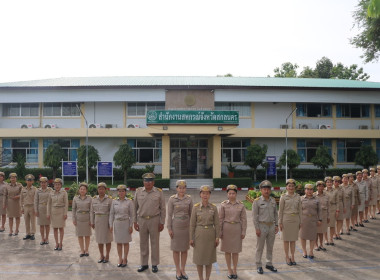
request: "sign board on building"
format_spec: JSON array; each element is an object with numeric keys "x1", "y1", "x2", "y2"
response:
[{"x1": 146, "y1": 110, "x2": 239, "y2": 125}]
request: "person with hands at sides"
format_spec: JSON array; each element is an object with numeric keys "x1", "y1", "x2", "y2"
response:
[
  {"x1": 34, "y1": 176, "x2": 52, "y2": 245},
  {"x1": 314, "y1": 181, "x2": 330, "y2": 251},
  {"x1": 252, "y1": 180, "x2": 279, "y2": 275},
  {"x1": 21, "y1": 174, "x2": 37, "y2": 241},
  {"x1": 3, "y1": 173, "x2": 22, "y2": 236}
]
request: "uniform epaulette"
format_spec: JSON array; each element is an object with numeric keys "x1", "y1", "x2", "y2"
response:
[
  {"x1": 194, "y1": 203, "x2": 200, "y2": 207},
  {"x1": 128, "y1": 198, "x2": 132, "y2": 200},
  {"x1": 108, "y1": 195, "x2": 113, "y2": 199},
  {"x1": 221, "y1": 200, "x2": 228, "y2": 204},
  {"x1": 157, "y1": 188, "x2": 162, "y2": 192},
  {"x1": 237, "y1": 200, "x2": 242, "y2": 204},
  {"x1": 170, "y1": 194, "x2": 176, "y2": 198},
  {"x1": 255, "y1": 197, "x2": 260, "y2": 201},
  {"x1": 186, "y1": 194, "x2": 191, "y2": 197},
  {"x1": 211, "y1": 203, "x2": 216, "y2": 206},
  {"x1": 93, "y1": 195, "x2": 98, "y2": 198}
]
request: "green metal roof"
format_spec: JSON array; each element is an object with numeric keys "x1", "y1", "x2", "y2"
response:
[{"x1": 0, "y1": 76, "x2": 380, "y2": 90}]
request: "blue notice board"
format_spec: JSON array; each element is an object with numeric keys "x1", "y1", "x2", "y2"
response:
[
  {"x1": 97, "y1": 162, "x2": 113, "y2": 177},
  {"x1": 62, "y1": 161, "x2": 78, "y2": 176},
  {"x1": 266, "y1": 156, "x2": 277, "y2": 176}
]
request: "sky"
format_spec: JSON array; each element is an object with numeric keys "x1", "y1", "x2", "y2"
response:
[{"x1": 1, "y1": 0, "x2": 379, "y2": 83}]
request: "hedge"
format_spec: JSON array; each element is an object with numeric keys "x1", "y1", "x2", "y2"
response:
[{"x1": 213, "y1": 178, "x2": 252, "y2": 189}]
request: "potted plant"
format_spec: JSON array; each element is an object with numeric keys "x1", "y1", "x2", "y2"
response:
[{"x1": 227, "y1": 162, "x2": 236, "y2": 178}]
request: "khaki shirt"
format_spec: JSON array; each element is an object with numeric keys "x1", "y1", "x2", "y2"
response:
[
  {"x1": 370, "y1": 176, "x2": 380, "y2": 196},
  {"x1": 47, "y1": 189, "x2": 68, "y2": 216},
  {"x1": 90, "y1": 195, "x2": 113, "y2": 224},
  {"x1": 72, "y1": 195, "x2": 92, "y2": 223},
  {"x1": 314, "y1": 192, "x2": 329, "y2": 215},
  {"x1": 219, "y1": 200, "x2": 247, "y2": 236},
  {"x1": 21, "y1": 186, "x2": 37, "y2": 209},
  {"x1": 349, "y1": 182, "x2": 361, "y2": 206},
  {"x1": 167, "y1": 194, "x2": 193, "y2": 231},
  {"x1": 0, "y1": 181, "x2": 8, "y2": 198},
  {"x1": 34, "y1": 187, "x2": 52, "y2": 212},
  {"x1": 334, "y1": 186, "x2": 345, "y2": 209},
  {"x1": 363, "y1": 178, "x2": 373, "y2": 201},
  {"x1": 301, "y1": 195, "x2": 321, "y2": 221},
  {"x1": 356, "y1": 179, "x2": 368, "y2": 201},
  {"x1": 109, "y1": 198, "x2": 134, "y2": 226},
  {"x1": 134, "y1": 186, "x2": 166, "y2": 224},
  {"x1": 3, "y1": 182, "x2": 23, "y2": 208},
  {"x1": 278, "y1": 193, "x2": 302, "y2": 224},
  {"x1": 252, "y1": 196, "x2": 278, "y2": 230},
  {"x1": 190, "y1": 202, "x2": 220, "y2": 240}
]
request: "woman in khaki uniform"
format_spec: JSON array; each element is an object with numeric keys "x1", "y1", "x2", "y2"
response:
[
  {"x1": 278, "y1": 178, "x2": 301, "y2": 266},
  {"x1": 362, "y1": 169, "x2": 372, "y2": 222},
  {"x1": 72, "y1": 182, "x2": 92, "y2": 257},
  {"x1": 324, "y1": 177, "x2": 338, "y2": 245},
  {"x1": 341, "y1": 174, "x2": 354, "y2": 235},
  {"x1": 47, "y1": 178, "x2": 68, "y2": 251},
  {"x1": 0, "y1": 172, "x2": 8, "y2": 232},
  {"x1": 109, "y1": 185, "x2": 134, "y2": 267},
  {"x1": 3, "y1": 173, "x2": 22, "y2": 236},
  {"x1": 348, "y1": 173, "x2": 360, "y2": 231},
  {"x1": 190, "y1": 185, "x2": 220, "y2": 280},
  {"x1": 300, "y1": 184, "x2": 321, "y2": 259},
  {"x1": 167, "y1": 180, "x2": 193, "y2": 280},
  {"x1": 314, "y1": 181, "x2": 329, "y2": 251},
  {"x1": 369, "y1": 168, "x2": 379, "y2": 219},
  {"x1": 34, "y1": 177, "x2": 52, "y2": 245},
  {"x1": 91, "y1": 182, "x2": 113, "y2": 263},
  {"x1": 333, "y1": 176, "x2": 345, "y2": 240},
  {"x1": 219, "y1": 184, "x2": 247, "y2": 279}
]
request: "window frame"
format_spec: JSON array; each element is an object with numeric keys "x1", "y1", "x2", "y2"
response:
[
  {"x1": 221, "y1": 138, "x2": 250, "y2": 163},
  {"x1": 43, "y1": 103, "x2": 80, "y2": 117},
  {"x1": 127, "y1": 102, "x2": 165, "y2": 117},
  {"x1": 2, "y1": 103, "x2": 40, "y2": 117}
]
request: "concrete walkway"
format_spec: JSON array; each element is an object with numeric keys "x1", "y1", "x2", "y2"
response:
[{"x1": 1, "y1": 189, "x2": 380, "y2": 280}]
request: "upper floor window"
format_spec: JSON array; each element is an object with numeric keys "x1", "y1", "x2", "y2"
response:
[
  {"x1": 215, "y1": 102, "x2": 251, "y2": 117},
  {"x1": 336, "y1": 104, "x2": 370, "y2": 118},
  {"x1": 296, "y1": 103, "x2": 332, "y2": 117},
  {"x1": 377, "y1": 140, "x2": 380, "y2": 163},
  {"x1": 375, "y1": 105, "x2": 380, "y2": 118},
  {"x1": 297, "y1": 139, "x2": 332, "y2": 162},
  {"x1": 127, "y1": 102, "x2": 165, "y2": 116},
  {"x1": 43, "y1": 103, "x2": 80, "y2": 117},
  {"x1": 2, "y1": 103, "x2": 39, "y2": 117}
]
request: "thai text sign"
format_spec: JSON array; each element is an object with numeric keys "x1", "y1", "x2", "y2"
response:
[
  {"x1": 62, "y1": 161, "x2": 78, "y2": 176},
  {"x1": 266, "y1": 156, "x2": 277, "y2": 176},
  {"x1": 146, "y1": 110, "x2": 239, "y2": 124},
  {"x1": 97, "y1": 162, "x2": 113, "y2": 177}
]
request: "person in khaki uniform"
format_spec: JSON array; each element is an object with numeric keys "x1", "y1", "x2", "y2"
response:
[
  {"x1": 72, "y1": 182, "x2": 92, "y2": 257},
  {"x1": 348, "y1": 173, "x2": 360, "y2": 231},
  {"x1": 21, "y1": 174, "x2": 37, "y2": 240},
  {"x1": 362, "y1": 169, "x2": 372, "y2": 223},
  {"x1": 377, "y1": 165, "x2": 380, "y2": 214},
  {"x1": 314, "y1": 181, "x2": 329, "y2": 251},
  {"x1": 341, "y1": 174, "x2": 355, "y2": 235},
  {"x1": 47, "y1": 178, "x2": 68, "y2": 251},
  {"x1": 190, "y1": 185, "x2": 220, "y2": 280},
  {"x1": 3, "y1": 173, "x2": 22, "y2": 236},
  {"x1": 369, "y1": 168, "x2": 379, "y2": 219},
  {"x1": 110, "y1": 184, "x2": 134, "y2": 267},
  {"x1": 134, "y1": 173, "x2": 166, "y2": 273},
  {"x1": 219, "y1": 184, "x2": 247, "y2": 279},
  {"x1": 278, "y1": 178, "x2": 301, "y2": 266},
  {"x1": 356, "y1": 171, "x2": 368, "y2": 227},
  {"x1": 91, "y1": 182, "x2": 113, "y2": 263},
  {"x1": 34, "y1": 177, "x2": 52, "y2": 245},
  {"x1": 0, "y1": 171, "x2": 8, "y2": 232},
  {"x1": 333, "y1": 176, "x2": 345, "y2": 240},
  {"x1": 167, "y1": 180, "x2": 193, "y2": 280},
  {"x1": 324, "y1": 177, "x2": 338, "y2": 245},
  {"x1": 252, "y1": 180, "x2": 278, "y2": 275}
]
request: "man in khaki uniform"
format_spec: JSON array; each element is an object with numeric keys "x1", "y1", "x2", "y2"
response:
[
  {"x1": 134, "y1": 173, "x2": 166, "y2": 273},
  {"x1": 21, "y1": 174, "x2": 37, "y2": 240},
  {"x1": 252, "y1": 180, "x2": 279, "y2": 274},
  {"x1": 0, "y1": 171, "x2": 7, "y2": 232}
]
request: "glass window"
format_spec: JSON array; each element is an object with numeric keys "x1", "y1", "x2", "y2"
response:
[
  {"x1": 2, "y1": 139, "x2": 39, "y2": 163},
  {"x1": 296, "y1": 103, "x2": 331, "y2": 117},
  {"x1": 43, "y1": 139, "x2": 79, "y2": 161},
  {"x1": 337, "y1": 139, "x2": 370, "y2": 162},
  {"x1": 375, "y1": 105, "x2": 380, "y2": 118},
  {"x1": 336, "y1": 104, "x2": 370, "y2": 118},
  {"x1": 2, "y1": 103, "x2": 39, "y2": 117},
  {"x1": 127, "y1": 102, "x2": 165, "y2": 116},
  {"x1": 43, "y1": 103, "x2": 80, "y2": 117},
  {"x1": 297, "y1": 139, "x2": 332, "y2": 162},
  {"x1": 221, "y1": 138, "x2": 249, "y2": 163},
  {"x1": 127, "y1": 138, "x2": 162, "y2": 163},
  {"x1": 215, "y1": 102, "x2": 251, "y2": 117},
  {"x1": 377, "y1": 140, "x2": 380, "y2": 163}
]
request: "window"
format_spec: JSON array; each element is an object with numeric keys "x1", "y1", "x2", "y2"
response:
[
  {"x1": 337, "y1": 139, "x2": 370, "y2": 162},
  {"x1": 375, "y1": 105, "x2": 380, "y2": 118},
  {"x1": 127, "y1": 102, "x2": 165, "y2": 116},
  {"x1": 297, "y1": 139, "x2": 332, "y2": 162},
  {"x1": 296, "y1": 103, "x2": 332, "y2": 117},
  {"x1": 377, "y1": 140, "x2": 380, "y2": 163},
  {"x1": 43, "y1": 139, "x2": 80, "y2": 161},
  {"x1": 221, "y1": 139, "x2": 250, "y2": 163},
  {"x1": 43, "y1": 103, "x2": 80, "y2": 116},
  {"x1": 215, "y1": 102, "x2": 251, "y2": 117},
  {"x1": 336, "y1": 104, "x2": 370, "y2": 118},
  {"x1": 2, "y1": 103, "x2": 39, "y2": 117},
  {"x1": 2, "y1": 139, "x2": 38, "y2": 163},
  {"x1": 127, "y1": 138, "x2": 162, "y2": 163}
]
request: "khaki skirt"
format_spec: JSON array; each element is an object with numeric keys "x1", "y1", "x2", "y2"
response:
[
  {"x1": 281, "y1": 213, "x2": 300, "y2": 241},
  {"x1": 51, "y1": 207, "x2": 66, "y2": 228},
  {"x1": 113, "y1": 219, "x2": 132, "y2": 244},
  {"x1": 193, "y1": 226, "x2": 216, "y2": 265},
  {"x1": 317, "y1": 209, "x2": 328, "y2": 234},
  {"x1": 220, "y1": 222, "x2": 242, "y2": 253},
  {"x1": 95, "y1": 214, "x2": 113, "y2": 244},
  {"x1": 6, "y1": 198, "x2": 21, "y2": 218},
  {"x1": 370, "y1": 189, "x2": 378, "y2": 206},
  {"x1": 300, "y1": 215, "x2": 317, "y2": 241},
  {"x1": 328, "y1": 205, "x2": 337, "y2": 227},
  {"x1": 75, "y1": 212, "x2": 91, "y2": 237},
  {"x1": 336, "y1": 201, "x2": 344, "y2": 220},
  {"x1": 37, "y1": 205, "x2": 50, "y2": 226},
  {"x1": 358, "y1": 194, "x2": 366, "y2": 212},
  {"x1": 171, "y1": 217, "x2": 190, "y2": 252},
  {"x1": 0, "y1": 196, "x2": 6, "y2": 215}
]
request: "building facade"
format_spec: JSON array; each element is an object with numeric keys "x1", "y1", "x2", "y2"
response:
[{"x1": 0, "y1": 76, "x2": 379, "y2": 179}]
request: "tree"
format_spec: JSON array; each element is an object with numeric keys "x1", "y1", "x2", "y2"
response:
[
  {"x1": 355, "y1": 145, "x2": 378, "y2": 169},
  {"x1": 273, "y1": 62, "x2": 299, "y2": 78},
  {"x1": 244, "y1": 144, "x2": 268, "y2": 181},
  {"x1": 351, "y1": 0, "x2": 380, "y2": 63},
  {"x1": 278, "y1": 149, "x2": 301, "y2": 178},
  {"x1": 299, "y1": 66, "x2": 315, "y2": 78},
  {"x1": 314, "y1": 57, "x2": 334, "y2": 78},
  {"x1": 14, "y1": 153, "x2": 26, "y2": 179},
  {"x1": 113, "y1": 144, "x2": 136, "y2": 184},
  {"x1": 43, "y1": 144, "x2": 65, "y2": 179},
  {"x1": 77, "y1": 145, "x2": 100, "y2": 183},
  {"x1": 310, "y1": 146, "x2": 334, "y2": 177}
]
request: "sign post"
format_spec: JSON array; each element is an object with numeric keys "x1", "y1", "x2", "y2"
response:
[
  {"x1": 62, "y1": 161, "x2": 78, "y2": 185},
  {"x1": 266, "y1": 156, "x2": 277, "y2": 182},
  {"x1": 97, "y1": 161, "x2": 113, "y2": 185}
]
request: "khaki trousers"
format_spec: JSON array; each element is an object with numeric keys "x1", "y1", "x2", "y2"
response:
[
  {"x1": 255, "y1": 223, "x2": 275, "y2": 267},
  {"x1": 138, "y1": 215, "x2": 160, "y2": 266},
  {"x1": 24, "y1": 205, "x2": 36, "y2": 235}
]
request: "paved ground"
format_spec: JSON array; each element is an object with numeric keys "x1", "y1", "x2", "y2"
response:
[{"x1": 1, "y1": 189, "x2": 380, "y2": 280}]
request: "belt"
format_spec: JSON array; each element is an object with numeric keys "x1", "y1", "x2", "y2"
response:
[
  {"x1": 53, "y1": 205, "x2": 64, "y2": 208},
  {"x1": 24, "y1": 204, "x2": 34, "y2": 207},
  {"x1": 95, "y1": 213, "x2": 108, "y2": 216},
  {"x1": 116, "y1": 217, "x2": 129, "y2": 221},
  {"x1": 77, "y1": 211, "x2": 89, "y2": 214},
  {"x1": 174, "y1": 216, "x2": 189, "y2": 220},
  {"x1": 39, "y1": 203, "x2": 47, "y2": 205},
  {"x1": 224, "y1": 221, "x2": 240, "y2": 224},
  {"x1": 197, "y1": 225, "x2": 213, "y2": 229},
  {"x1": 139, "y1": 214, "x2": 158, "y2": 220},
  {"x1": 259, "y1": 222, "x2": 273, "y2": 226}
]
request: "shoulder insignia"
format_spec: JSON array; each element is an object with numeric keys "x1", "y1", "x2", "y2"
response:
[
  {"x1": 186, "y1": 194, "x2": 191, "y2": 198},
  {"x1": 221, "y1": 200, "x2": 228, "y2": 204},
  {"x1": 170, "y1": 194, "x2": 176, "y2": 198},
  {"x1": 157, "y1": 188, "x2": 162, "y2": 192},
  {"x1": 211, "y1": 203, "x2": 216, "y2": 206},
  {"x1": 237, "y1": 200, "x2": 242, "y2": 204},
  {"x1": 128, "y1": 198, "x2": 132, "y2": 200},
  {"x1": 194, "y1": 203, "x2": 200, "y2": 207},
  {"x1": 108, "y1": 195, "x2": 113, "y2": 199},
  {"x1": 93, "y1": 195, "x2": 97, "y2": 198}
]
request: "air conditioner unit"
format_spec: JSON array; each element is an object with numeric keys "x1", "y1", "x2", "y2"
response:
[
  {"x1": 89, "y1": 123, "x2": 102, "y2": 128},
  {"x1": 105, "y1": 124, "x2": 117, "y2": 128},
  {"x1": 359, "y1": 125, "x2": 368, "y2": 130},
  {"x1": 127, "y1": 124, "x2": 140, "y2": 128},
  {"x1": 20, "y1": 124, "x2": 33, "y2": 129},
  {"x1": 299, "y1": 123, "x2": 311, "y2": 129},
  {"x1": 318, "y1": 124, "x2": 331, "y2": 129},
  {"x1": 280, "y1": 124, "x2": 289, "y2": 129},
  {"x1": 44, "y1": 124, "x2": 57, "y2": 129}
]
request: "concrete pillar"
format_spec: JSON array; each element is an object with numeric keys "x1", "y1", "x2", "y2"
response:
[
  {"x1": 38, "y1": 138, "x2": 44, "y2": 168},
  {"x1": 212, "y1": 135, "x2": 221, "y2": 178},
  {"x1": 162, "y1": 135, "x2": 170, "y2": 179}
]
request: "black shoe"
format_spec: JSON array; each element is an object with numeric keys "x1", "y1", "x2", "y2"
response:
[
  {"x1": 40, "y1": 242, "x2": 45, "y2": 245},
  {"x1": 232, "y1": 275, "x2": 237, "y2": 279},
  {"x1": 152, "y1": 265, "x2": 158, "y2": 273},
  {"x1": 176, "y1": 275, "x2": 182, "y2": 280},
  {"x1": 137, "y1": 265, "x2": 149, "y2": 272},
  {"x1": 346, "y1": 232, "x2": 351, "y2": 235},
  {"x1": 227, "y1": 275, "x2": 233, "y2": 279},
  {"x1": 265, "y1": 265, "x2": 277, "y2": 272},
  {"x1": 303, "y1": 255, "x2": 308, "y2": 258},
  {"x1": 354, "y1": 223, "x2": 359, "y2": 226},
  {"x1": 314, "y1": 247, "x2": 320, "y2": 251},
  {"x1": 364, "y1": 220, "x2": 369, "y2": 223},
  {"x1": 97, "y1": 258, "x2": 105, "y2": 263},
  {"x1": 84, "y1": 253, "x2": 89, "y2": 257},
  {"x1": 80, "y1": 254, "x2": 85, "y2": 257},
  {"x1": 319, "y1": 246, "x2": 327, "y2": 251},
  {"x1": 309, "y1": 255, "x2": 314, "y2": 259},
  {"x1": 286, "y1": 261, "x2": 292, "y2": 266},
  {"x1": 353, "y1": 228, "x2": 358, "y2": 231},
  {"x1": 330, "y1": 242, "x2": 335, "y2": 246},
  {"x1": 360, "y1": 223, "x2": 365, "y2": 227},
  {"x1": 30, "y1": 235, "x2": 35, "y2": 240},
  {"x1": 291, "y1": 261, "x2": 297, "y2": 265},
  {"x1": 257, "y1": 267, "x2": 263, "y2": 274},
  {"x1": 117, "y1": 263, "x2": 122, "y2": 267},
  {"x1": 181, "y1": 274, "x2": 189, "y2": 280},
  {"x1": 23, "y1": 235, "x2": 31, "y2": 240}
]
